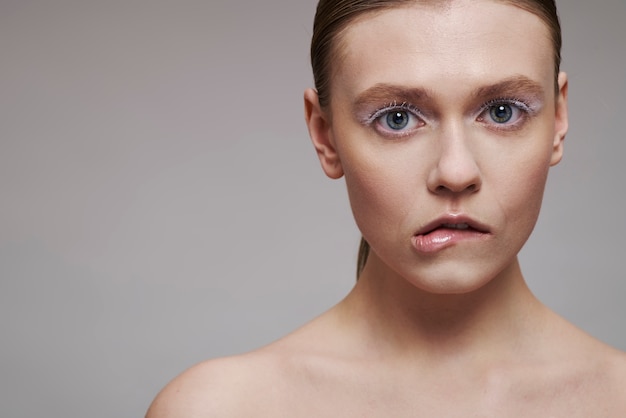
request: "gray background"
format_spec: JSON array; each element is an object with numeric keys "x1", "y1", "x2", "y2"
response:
[{"x1": 1, "y1": 0, "x2": 625, "y2": 416}]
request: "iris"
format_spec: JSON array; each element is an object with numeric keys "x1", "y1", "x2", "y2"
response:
[
  {"x1": 490, "y1": 104, "x2": 513, "y2": 123},
  {"x1": 386, "y1": 111, "x2": 410, "y2": 130}
]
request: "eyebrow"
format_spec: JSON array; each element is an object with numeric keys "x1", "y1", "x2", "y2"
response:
[
  {"x1": 353, "y1": 84, "x2": 433, "y2": 110},
  {"x1": 472, "y1": 75, "x2": 545, "y2": 100},
  {"x1": 353, "y1": 75, "x2": 545, "y2": 110}
]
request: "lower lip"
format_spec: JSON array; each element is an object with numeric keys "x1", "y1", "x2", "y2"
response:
[{"x1": 412, "y1": 228, "x2": 488, "y2": 254}]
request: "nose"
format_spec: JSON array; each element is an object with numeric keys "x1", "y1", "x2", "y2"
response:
[{"x1": 427, "y1": 125, "x2": 482, "y2": 195}]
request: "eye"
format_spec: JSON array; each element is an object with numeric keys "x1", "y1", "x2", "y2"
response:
[
  {"x1": 489, "y1": 104, "x2": 514, "y2": 123},
  {"x1": 369, "y1": 103, "x2": 424, "y2": 138},
  {"x1": 477, "y1": 99, "x2": 532, "y2": 130},
  {"x1": 386, "y1": 111, "x2": 412, "y2": 130}
]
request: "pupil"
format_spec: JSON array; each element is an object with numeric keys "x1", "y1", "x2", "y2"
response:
[
  {"x1": 491, "y1": 104, "x2": 512, "y2": 123},
  {"x1": 387, "y1": 111, "x2": 409, "y2": 129}
]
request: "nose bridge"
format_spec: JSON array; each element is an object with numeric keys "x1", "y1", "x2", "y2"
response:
[{"x1": 428, "y1": 120, "x2": 482, "y2": 194}]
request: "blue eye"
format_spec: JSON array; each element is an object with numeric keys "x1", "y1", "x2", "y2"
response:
[
  {"x1": 478, "y1": 99, "x2": 533, "y2": 131},
  {"x1": 386, "y1": 111, "x2": 411, "y2": 130},
  {"x1": 489, "y1": 104, "x2": 513, "y2": 123},
  {"x1": 368, "y1": 103, "x2": 423, "y2": 138}
]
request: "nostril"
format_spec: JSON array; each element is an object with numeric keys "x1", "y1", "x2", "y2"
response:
[{"x1": 434, "y1": 183, "x2": 478, "y2": 193}]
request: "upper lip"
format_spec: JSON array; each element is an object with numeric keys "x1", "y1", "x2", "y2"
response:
[{"x1": 415, "y1": 214, "x2": 490, "y2": 236}]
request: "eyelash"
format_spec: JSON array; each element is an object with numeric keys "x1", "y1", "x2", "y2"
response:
[
  {"x1": 363, "y1": 98, "x2": 537, "y2": 139},
  {"x1": 364, "y1": 101, "x2": 425, "y2": 138},
  {"x1": 477, "y1": 98, "x2": 535, "y2": 132}
]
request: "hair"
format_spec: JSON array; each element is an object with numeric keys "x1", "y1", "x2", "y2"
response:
[{"x1": 310, "y1": 0, "x2": 562, "y2": 279}]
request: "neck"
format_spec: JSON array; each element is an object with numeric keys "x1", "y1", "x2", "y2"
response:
[{"x1": 337, "y1": 253, "x2": 545, "y2": 363}]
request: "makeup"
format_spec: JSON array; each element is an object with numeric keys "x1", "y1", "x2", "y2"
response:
[{"x1": 412, "y1": 215, "x2": 491, "y2": 254}]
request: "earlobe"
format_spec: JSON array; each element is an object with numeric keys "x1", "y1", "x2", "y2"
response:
[
  {"x1": 550, "y1": 72, "x2": 569, "y2": 166},
  {"x1": 304, "y1": 88, "x2": 344, "y2": 179}
]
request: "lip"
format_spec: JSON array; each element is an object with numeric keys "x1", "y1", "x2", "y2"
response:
[
  {"x1": 412, "y1": 214, "x2": 491, "y2": 254},
  {"x1": 415, "y1": 214, "x2": 490, "y2": 236}
]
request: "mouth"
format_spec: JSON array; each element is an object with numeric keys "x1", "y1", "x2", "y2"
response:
[
  {"x1": 418, "y1": 218, "x2": 489, "y2": 236},
  {"x1": 441, "y1": 222, "x2": 470, "y2": 230},
  {"x1": 413, "y1": 217, "x2": 490, "y2": 254}
]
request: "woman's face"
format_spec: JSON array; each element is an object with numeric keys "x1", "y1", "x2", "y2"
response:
[{"x1": 306, "y1": 0, "x2": 568, "y2": 294}]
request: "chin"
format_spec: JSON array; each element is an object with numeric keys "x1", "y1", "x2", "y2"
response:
[
  {"x1": 409, "y1": 277, "x2": 491, "y2": 295},
  {"x1": 399, "y1": 263, "x2": 507, "y2": 296}
]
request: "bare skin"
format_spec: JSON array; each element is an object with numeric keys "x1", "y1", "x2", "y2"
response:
[
  {"x1": 147, "y1": 1, "x2": 626, "y2": 416},
  {"x1": 147, "y1": 260, "x2": 626, "y2": 417}
]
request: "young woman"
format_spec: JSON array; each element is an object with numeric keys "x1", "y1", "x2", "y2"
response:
[{"x1": 147, "y1": 0, "x2": 626, "y2": 416}]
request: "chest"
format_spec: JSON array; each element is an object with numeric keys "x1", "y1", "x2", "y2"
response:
[{"x1": 258, "y1": 368, "x2": 621, "y2": 418}]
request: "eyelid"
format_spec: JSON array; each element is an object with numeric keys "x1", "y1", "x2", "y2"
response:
[
  {"x1": 362, "y1": 101, "x2": 424, "y2": 125},
  {"x1": 478, "y1": 97, "x2": 536, "y2": 116},
  {"x1": 476, "y1": 97, "x2": 540, "y2": 131},
  {"x1": 361, "y1": 101, "x2": 426, "y2": 138}
]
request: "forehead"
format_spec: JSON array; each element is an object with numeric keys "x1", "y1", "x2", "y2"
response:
[{"x1": 333, "y1": 0, "x2": 554, "y2": 99}]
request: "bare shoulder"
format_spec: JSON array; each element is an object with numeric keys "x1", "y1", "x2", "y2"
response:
[
  {"x1": 591, "y1": 344, "x2": 626, "y2": 414},
  {"x1": 571, "y1": 334, "x2": 626, "y2": 411},
  {"x1": 145, "y1": 351, "x2": 282, "y2": 418},
  {"x1": 145, "y1": 311, "x2": 344, "y2": 418},
  {"x1": 605, "y1": 345, "x2": 626, "y2": 392},
  {"x1": 530, "y1": 313, "x2": 626, "y2": 413}
]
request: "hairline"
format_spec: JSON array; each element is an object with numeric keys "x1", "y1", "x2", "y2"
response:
[{"x1": 321, "y1": 0, "x2": 560, "y2": 111}]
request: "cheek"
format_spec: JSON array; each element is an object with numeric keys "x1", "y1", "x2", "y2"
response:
[
  {"x1": 344, "y1": 163, "x2": 394, "y2": 221},
  {"x1": 496, "y1": 147, "x2": 552, "y2": 231},
  {"x1": 342, "y1": 155, "x2": 417, "y2": 236}
]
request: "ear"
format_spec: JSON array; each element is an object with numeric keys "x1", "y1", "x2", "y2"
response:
[
  {"x1": 304, "y1": 88, "x2": 344, "y2": 179},
  {"x1": 550, "y1": 72, "x2": 569, "y2": 166}
]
